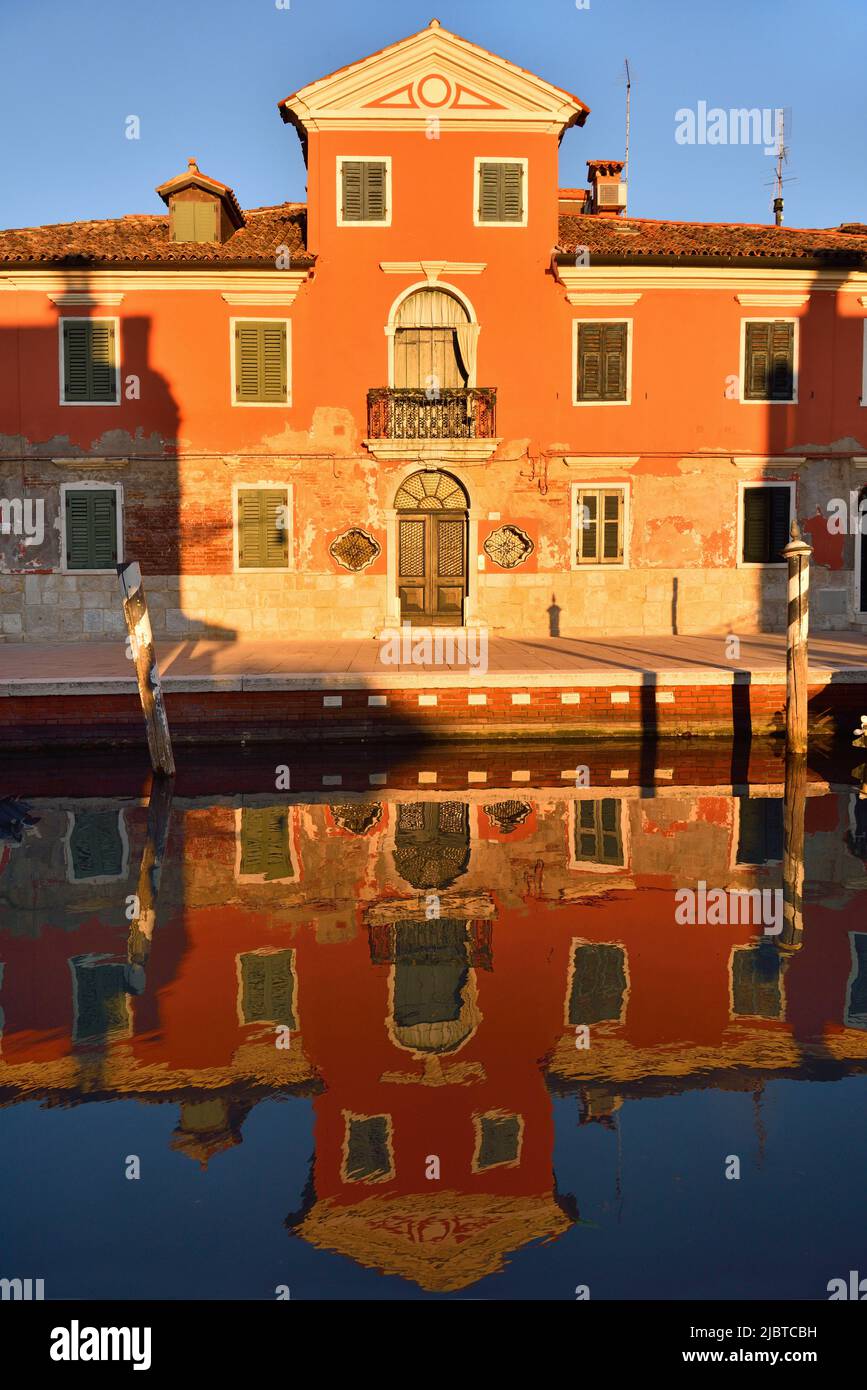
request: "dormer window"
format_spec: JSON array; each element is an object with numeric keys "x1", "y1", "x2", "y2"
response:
[
  {"x1": 337, "y1": 158, "x2": 390, "y2": 225},
  {"x1": 155, "y1": 157, "x2": 245, "y2": 245}
]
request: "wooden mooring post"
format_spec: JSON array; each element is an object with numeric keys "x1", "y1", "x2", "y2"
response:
[
  {"x1": 128, "y1": 773, "x2": 174, "y2": 971},
  {"x1": 781, "y1": 520, "x2": 813, "y2": 755},
  {"x1": 117, "y1": 561, "x2": 175, "y2": 776}
]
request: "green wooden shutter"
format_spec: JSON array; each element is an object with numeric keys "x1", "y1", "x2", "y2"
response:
[
  {"x1": 732, "y1": 947, "x2": 783, "y2": 1019},
  {"x1": 239, "y1": 806, "x2": 294, "y2": 879},
  {"x1": 171, "y1": 201, "x2": 197, "y2": 242},
  {"x1": 601, "y1": 322, "x2": 627, "y2": 400},
  {"x1": 578, "y1": 489, "x2": 598, "y2": 561},
  {"x1": 235, "y1": 322, "x2": 287, "y2": 402},
  {"x1": 341, "y1": 161, "x2": 365, "y2": 220},
  {"x1": 345, "y1": 1115, "x2": 392, "y2": 1182},
  {"x1": 240, "y1": 949, "x2": 296, "y2": 1026},
  {"x1": 238, "y1": 489, "x2": 288, "y2": 569},
  {"x1": 742, "y1": 487, "x2": 769, "y2": 563},
  {"x1": 478, "y1": 163, "x2": 502, "y2": 221},
  {"x1": 63, "y1": 320, "x2": 117, "y2": 402},
  {"x1": 362, "y1": 161, "x2": 387, "y2": 220},
  {"x1": 745, "y1": 321, "x2": 793, "y2": 401},
  {"x1": 744, "y1": 322, "x2": 771, "y2": 400},
  {"x1": 601, "y1": 490, "x2": 623, "y2": 560},
  {"x1": 500, "y1": 162, "x2": 523, "y2": 221},
  {"x1": 769, "y1": 320, "x2": 795, "y2": 400},
  {"x1": 65, "y1": 489, "x2": 117, "y2": 570},
  {"x1": 577, "y1": 323, "x2": 603, "y2": 400},
  {"x1": 478, "y1": 163, "x2": 523, "y2": 221},
  {"x1": 69, "y1": 811, "x2": 124, "y2": 878},
  {"x1": 477, "y1": 1114, "x2": 521, "y2": 1169},
  {"x1": 568, "y1": 943, "x2": 628, "y2": 1024},
  {"x1": 769, "y1": 486, "x2": 791, "y2": 561}
]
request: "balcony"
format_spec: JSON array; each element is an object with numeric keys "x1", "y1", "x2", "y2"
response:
[{"x1": 367, "y1": 387, "x2": 497, "y2": 450}]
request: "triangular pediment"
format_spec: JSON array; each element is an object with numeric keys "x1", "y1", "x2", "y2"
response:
[{"x1": 280, "y1": 19, "x2": 589, "y2": 135}]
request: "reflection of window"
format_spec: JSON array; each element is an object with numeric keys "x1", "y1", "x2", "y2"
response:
[
  {"x1": 475, "y1": 1112, "x2": 522, "y2": 1171},
  {"x1": 68, "y1": 811, "x2": 125, "y2": 880},
  {"x1": 239, "y1": 949, "x2": 296, "y2": 1027},
  {"x1": 568, "y1": 942, "x2": 627, "y2": 1025},
  {"x1": 574, "y1": 800, "x2": 623, "y2": 865},
  {"x1": 846, "y1": 934, "x2": 867, "y2": 1029},
  {"x1": 70, "y1": 954, "x2": 130, "y2": 1044},
  {"x1": 238, "y1": 806, "x2": 294, "y2": 881},
  {"x1": 737, "y1": 798, "x2": 784, "y2": 864},
  {"x1": 342, "y1": 1113, "x2": 394, "y2": 1184},
  {"x1": 731, "y1": 945, "x2": 784, "y2": 1020}
]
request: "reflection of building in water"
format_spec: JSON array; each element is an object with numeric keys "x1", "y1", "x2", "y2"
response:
[{"x1": 2, "y1": 787, "x2": 867, "y2": 1290}]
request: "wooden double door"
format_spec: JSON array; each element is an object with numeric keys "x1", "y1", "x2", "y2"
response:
[{"x1": 398, "y1": 510, "x2": 467, "y2": 625}]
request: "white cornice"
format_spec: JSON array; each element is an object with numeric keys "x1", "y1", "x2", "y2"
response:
[
  {"x1": 220, "y1": 292, "x2": 302, "y2": 305},
  {"x1": 363, "y1": 438, "x2": 501, "y2": 463},
  {"x1": 380, "y1": 260, "x2": 486, "y2": 279},
  {"x1": 1, "y1": 270, "x2": 309, "y2": 295},
  {"x1": 733, "y1": 455, "x2": 808, "y2": 467},
  {"x1": 565, "y1": 292, "x2": 642, "y2": 306},
  {"x1": 561, "y1": 455, "x2": 640, "y2": 468},
  {"x1": 47, "y1": 292, "x2": 125, "y2": 306},
  {"x1": 558, "y1": 266, "x2": 867, "y2": 294},
  {"x1": 735, "y1": 293, "x2": 811, "y2": 306}
]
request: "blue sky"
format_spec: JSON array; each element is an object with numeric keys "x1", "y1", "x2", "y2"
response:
[{"x1": 1, "y1": 0, "x2": 865, "y2": 230}]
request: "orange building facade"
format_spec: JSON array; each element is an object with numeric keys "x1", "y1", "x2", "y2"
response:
[{"x1": 2, "y1": 19, "x2": 867, "y2": 644}]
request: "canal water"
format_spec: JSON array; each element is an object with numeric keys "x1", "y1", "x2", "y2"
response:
[{"x1": 2, "y1": 741, "x2": 866, "y2": 1301}]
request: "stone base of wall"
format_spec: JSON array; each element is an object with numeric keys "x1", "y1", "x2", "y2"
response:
[
  {"x1": 3, "y1": 677, "x2": 864, "y2": 748},
  {"x1": 1, "y1": 566, "x2": 860, "y2": 642}
]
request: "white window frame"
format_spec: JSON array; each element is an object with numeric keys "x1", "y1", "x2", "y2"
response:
[
  {"x1": 59, "y1": 480, "x2": 124, "y2": 575},
  {"x1": 473, "y1": 156, "x2": 529, "y2": 228},
  {"x1": 232, "y1": 481, "x2": 293, "y2": 574},
  {"x1": 570, "y1": 480, "x2": 630, "y2": 570},
  {"x1": 335, "y1": 155, "x2": 393, "y2": 228},
  {"x1": 572, "y1": 318, "x2": 633, "y2": 407},
  {"x1": 58, "y1": 316, "x2": 121, "y2": 406},
  {"x1": 738, "y1": 316, "x2": 799, "y2": 405},
  {"x1": 229, "y1": 317, "x2": 292, "y2": 407},
  {"x1": 563, "y1": 936, "x2": 630, "y2": 1028},
  {"x1": 736, "y1": 478, "x2": 795, "y2": 569}
]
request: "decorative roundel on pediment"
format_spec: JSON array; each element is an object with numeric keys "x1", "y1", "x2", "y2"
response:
[
  {"x1": 329, "y1": 527, "x2": 381, "y2": 572},
  {"x1": 367, "y1": 75, "x2": 504, "y2": 113},
  {"x1": 483, "y1": 524, "x2": 534, "y2": 569}
]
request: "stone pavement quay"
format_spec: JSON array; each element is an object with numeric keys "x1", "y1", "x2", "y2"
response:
[{"x1": 2, "y1": 633, "x2": 867, "y2": 745}]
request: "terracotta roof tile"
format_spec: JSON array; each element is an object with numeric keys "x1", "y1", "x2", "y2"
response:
[
  {"x1": 555, "y1": 215, "x2": 867, "y2": 265},
  {"x1": 0, "y1": 203, "x2": 312, "y2": 268}
]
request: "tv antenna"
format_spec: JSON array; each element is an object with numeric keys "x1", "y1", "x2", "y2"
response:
[
  {"x1": 766, "y1": 109, "x2": 796, "y2": 225},
  {"x1": 623, "y1": 58, "x2": 632, "y2": 214}
]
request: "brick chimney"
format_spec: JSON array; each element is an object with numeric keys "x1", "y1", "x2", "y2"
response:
[{"x1": 585, "y1": 160, "x2": 627, "y2": 216}]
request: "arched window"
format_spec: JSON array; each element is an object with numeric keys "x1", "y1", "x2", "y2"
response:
[{"x1": 392, "y1": 288, "x2": 477, "y2": 389}]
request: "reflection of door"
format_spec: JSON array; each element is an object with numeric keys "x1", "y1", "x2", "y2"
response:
[{"x1": 398, "y1": 512, "x2": 466, "y2": 624}]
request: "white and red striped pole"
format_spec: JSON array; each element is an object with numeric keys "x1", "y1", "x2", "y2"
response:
[{"x1": 782, "y1": 519, "x2": 813, "y2": 755}]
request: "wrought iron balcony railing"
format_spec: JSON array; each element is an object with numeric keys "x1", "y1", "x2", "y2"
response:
[{"x1": 367, "y1": 387, "x2": 497, "y2": 440}]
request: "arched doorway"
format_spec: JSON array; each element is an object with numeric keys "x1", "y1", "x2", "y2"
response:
[{"x1": 394, "y1": 469, "x2": 469, "y2": 625}]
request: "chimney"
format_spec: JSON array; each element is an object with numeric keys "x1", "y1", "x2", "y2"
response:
[
  {"x1": 586, "y1": 160, "x2": 627, "y2": 216},
  {"x1": 155, "y1": 158, "x2": 245, "y2": 244}
]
